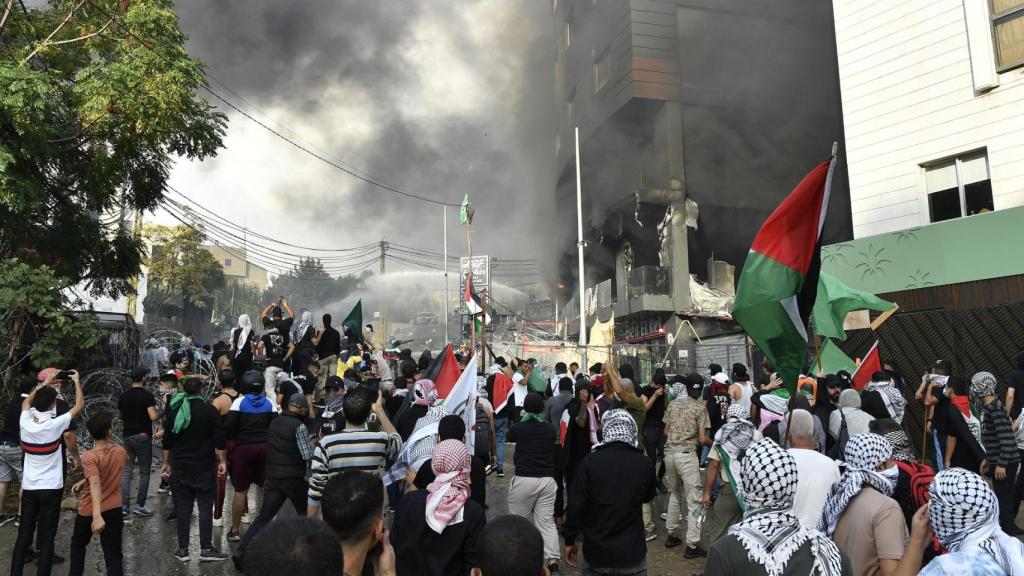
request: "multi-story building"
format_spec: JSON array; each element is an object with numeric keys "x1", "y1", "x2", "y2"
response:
[
  {"x1": 204, "y1": 243, "x2": 270, "y2": 292},
  {"x1": 554, "y1": 0, "x2": 850, "y2": 375}
]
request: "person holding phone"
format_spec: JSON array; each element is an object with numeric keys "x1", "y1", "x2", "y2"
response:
[{"x1": 10, "y1": 368, "x2": 85, "y2": 576}]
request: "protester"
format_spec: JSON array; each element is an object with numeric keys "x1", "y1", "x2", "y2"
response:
[
  {"x1": 230, "y1": 314, "x2": 258, "y2": 376},
  {"x1": 752, "y1": 377, "x2": 789, "y2": 432},
  {"x1": 819, "y1": 433, "x2": 907, "y2": 576},
  {"x1": 507, "y1": 392, "x2": 560, "y2": 572},
  {"x1": 549, "y1": 362, "x2": 572, "y2": 396},
  {"x1": 729, "y1": 363, "x2": 755, "y2": 414},
  {"x1": 397, "y1": 378, "x2": 436, "y2": 441},
  {"x1": 321, "y1": 470, "x2": 397, "y2": 576},
  {"x1": 154, "y1": 371, "x2": 178, "y2": 496},
  {"x1": 473, "y1": 514, "x2": 547, "y2": 576},
  {"x1": 234, "y1": 393, "x2": 314, "y2": 566},
  {"x1": 68, "y1": 411, "x2": 127, "y2": 576},
  {"x1": 771, "y1": 394, "x2": 827, "y2": 452},
  {"x1": 243, "y1": 517, "x2": 345, "y2": 576},
  {"x1": 862, "y1": 371, "x2": 906, "y2": 423},
  {"x1": 829, "y1": 389, "x2": 875, "y2": 440},
  {"x1": 473, "y1": 391, "x2": 497, "y2": 472},
  {"x1": 259, "y1": 310, "x2": 295, "y2": 403},
  {"x1": 640, "y1": 368, "x2": 669, "y2": 467},
  {"x1": 941, "y1": 376, "x2": 985, "y2": 472},
  {"x1": 223, "y1": 370, "x2": 275, "y2": 541},
  {"x1": 1005, "y1": 350, "x2": 1024, "y2": 420},
  {"x1": 919, "y1": 468, "x2": 1024, "y2": 575},
  {"x1": 560, "y1": 380, "x2": 597, "y2": 495},
  {"x1": 10, "y1": 370, "x2": 84, "y2": 576},
  {"x1": 413, "y1": 415, "x2": 487, "y2": 508},
  {"x1": 971, "y1": 371, "x2": 1021, "y2": 534},
  {"x1": 705, "y1": 370, "x2": 733, "y2": 458},
  {"x1": 917, "y1": 360, "x2": 953, "y2": 456},
  {"x1": 815, "y1": 375, "x2": 843, "y2": 452},
  {"x1": 114, "y1": 366, "x2": 159, "y2": 521},
  {"x1": 392, "y1": 440, "x2": 486, "y2": 576},
  {"x1": 314, "y1": 313, "x2": 342, "y2": 398},
  {"x1": 702, "y1": 403, "x2": 760, "y2": 546},
  {"x1": 758, "y1": 360, "x2": 775, "y2": 388},
  {"x1": 319, "y1": 375, "x2": 347, "y2": 436},
  {"x1": 662, "y1": 372, "x2": 710, "y2": 556},
  {"x1": 209, "y1": 369, "x2": 240, "y2": 527},
  {"x1": 308, "y1": 387, "x2": 402, "y2": 515},
  {"x1": 788, "y1": 409, "x2": 840, "y2": 529},
  {"x1": 0, "y1": 376, "x2": 34, "y2": 528},
  {"x1": 705, "y1": 439, "x2": 852, "y2": 575},
  {"x1": 545, "y1": 376, "x2": 574, "y2": 522},
  {"x1": 563, "y1": 409, "x2": 656, "y2": 575},
  {"x1": 161, "y1": 376, "x2": 228, "y2": 562}
]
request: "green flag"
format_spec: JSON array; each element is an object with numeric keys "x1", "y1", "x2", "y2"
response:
[
  {"x1": 811, "y1": 273, "x2": 894, "y2": 341},
  {"x1": 814, "y1": 337, "x2": 858, "y2": 375},
  {"x1": 459, "y1": 194, "x2": 471, "y2": 225},
  {"x1": 343, "y1": 300, "x2": 363, "y2": 343}
]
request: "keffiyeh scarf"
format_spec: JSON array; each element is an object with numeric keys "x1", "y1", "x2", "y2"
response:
[
  {"x1": 384, "y1": 405, "x2": 449, "y2": 485},
  {"x1": 713, "y1": 404, "x2": 757, "y2": 491},
  {"x1": 413, "y1": 379, "x2": 438, "y2": 406},
  {"x1": 971, "y1": 372, "x2": 998, "y2": 399},
  {"x1": 595, "y1": 409, "x2": 637, "y2": 448},
  {"x1": 818, "y1": 433, "x2": 894, "y2": 536},
  {"x1": 729, "y1": 440, "x2": 843, "y2": 576},
  {"x1": 292, "y1": 310, "x2": 314, "y2": 343},
  {"x1": 867, "y1": 378, "x2": 906, "y2": 422},
  {"x1": 885, "y1": 429, "x2": 917, "y2": 462},
  {"x1": 234, "y1": 314, "x2": 252, "y2": 358},
  {"x1": 425, "y1": 439, "x2": 471, "y2": 533},
  {"x1": 930, "y1": 468, "x2": 1024, "y2": 575}
]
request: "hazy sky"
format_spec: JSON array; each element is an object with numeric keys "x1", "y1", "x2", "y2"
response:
[{"x1": 160, "y1": 0, "x2": 557, "y2": 284}]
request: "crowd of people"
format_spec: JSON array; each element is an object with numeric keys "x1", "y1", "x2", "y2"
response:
[{"x1": 4, "y1": 306, "x2": 1024, "y2": 576}]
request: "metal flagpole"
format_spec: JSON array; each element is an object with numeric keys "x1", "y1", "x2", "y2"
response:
[
  {"x1": 575, "y1": 126, "x2": 588, "y2": 369},
  {"x1": 444, "y1": 205, "x2": 449, "y2": 344}
]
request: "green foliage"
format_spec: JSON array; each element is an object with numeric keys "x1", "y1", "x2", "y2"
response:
[
  {"x1": 264, "y1": 258, "x2": 369, "y2": 313},
  {"x1": 0, "y1": 0, "x2": 226, "y2": 299},
  {"x1": 144, "y1": 223, "x2": 225, "y2": 307},
  {"x1": 0, "y1": 259, "x2": 102, "y2": 382}
]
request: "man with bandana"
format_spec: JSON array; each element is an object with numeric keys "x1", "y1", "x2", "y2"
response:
[
  {"x1": 702, "y1": 403, "x2": 761, "y2": 546},
  {"x1": 818, "y1": 433, "x2": 907, "y2": 576},
  {"x1": 706, "y1": 439, "x2": 852, "y2": 575},
  {"x1": 563, "y1": 409, "x2": 656, "y2": 576},
  {"x1": 918, "y1": 468, "x2": 1024, "y2": 576},
  {"x1": 972, "y1": 371, "x2": 1021, "y2": 534}
]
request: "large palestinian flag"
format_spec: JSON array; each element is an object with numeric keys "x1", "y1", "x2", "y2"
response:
[
  {"x1": 732, "y1": 155, "x2": 837, "y2": 392},
  {"x1": 421, "y1": 343, "x2": 462, "y2": 399}
]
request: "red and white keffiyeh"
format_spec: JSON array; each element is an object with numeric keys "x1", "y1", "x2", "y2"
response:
[{"x1": 425, "y1": 439, "x2": 471, "y2": 533}]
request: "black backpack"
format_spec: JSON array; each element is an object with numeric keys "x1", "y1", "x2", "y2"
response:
[
  {"x1": 828, "y1": 407, "x2": 850, "y2": 460},
  {"x1": 474, "y1": 404, "x2": 491, "y2": 457}
]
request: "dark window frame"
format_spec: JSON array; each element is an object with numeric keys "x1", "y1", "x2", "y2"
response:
[
  {"x1": 923, "y1": 148, "x2": 993, "y2": 223},
  {"x1": 991, "y1": 0, "x2": 1024, "y2": 72}
]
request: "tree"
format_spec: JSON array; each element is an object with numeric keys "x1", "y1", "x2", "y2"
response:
[
  {"x1": 264, "y1": 258, "x2": 369, "y2": 314},
  {"x1": 144, "y1": 223, "x2": 225, "y2": 308},
  {"x1": 0, "y1": 0, "x2": 227, "y2": 298}
]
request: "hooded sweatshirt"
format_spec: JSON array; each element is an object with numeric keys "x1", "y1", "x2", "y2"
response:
[{"x1": 225, "y1": 393, "x2": 276, "y2": 445}]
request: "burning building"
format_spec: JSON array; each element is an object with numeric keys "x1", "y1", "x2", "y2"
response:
[{"x1": 553, "y1": 0, "x2": 852, "y2": 376}]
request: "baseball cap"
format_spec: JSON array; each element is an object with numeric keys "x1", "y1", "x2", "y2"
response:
[
  {"x1": 324, "y1": 375, "x2": 344, "y2": 389},
  {"x1": 711, "y1": 373, "x2": 729, "y2": 385},
  {"x1": 685, "y1": 373, "x2": 704, "y2": 393},
  {"x1": 130, "y1": 366, "x2": 150, "y2": 382},
  {"x1": 36, "y1": 367, "x2": 60, "y2": 383},
  {"x1": 288, "y1": 393, "x2": 308, "y2": 411}
]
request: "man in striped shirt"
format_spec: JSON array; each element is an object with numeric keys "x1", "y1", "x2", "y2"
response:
[
  {"x1": 972, "y1": 371, "x2": 1021, "y2": 534},
  {"x1": 307, "y1": 386, "x2": 401, "y2": 516}
]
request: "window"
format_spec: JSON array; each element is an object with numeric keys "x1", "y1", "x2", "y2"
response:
[
  {"x1": 992, "y1": 0, "x2": 1024, "y2": 70},
  {"x1": 564, "y1": 20, "x2": 572, "y2": 48},
  {"x1": 924, "y1": 150, "x2": 993, "y2": 223},
  {"x1": 594, "y1": 51, "x2": 611, "y2": 93},
  {"x1": 224, "y1": 258, "x2": 232, "y2": 267}
]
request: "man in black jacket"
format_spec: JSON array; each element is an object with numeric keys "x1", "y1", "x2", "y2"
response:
[
  {"x1": 234, "y1": 393, "x2": 314, "y2": 569},
  {"x1": 563, "y1": 409, "x2": 656, "y2": 575},
  {"x1": 161, "y1": 377, "x2": 228, "y2": 562},
  {"x1": 508, "y1": 392, "x2": 560, "y2": 573}
]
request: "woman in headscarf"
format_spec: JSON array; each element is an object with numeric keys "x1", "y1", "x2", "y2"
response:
[
  {"x1": 391, "y1": 439, "x2": 486, "y2": 576},
  {"x1": 230, "y1": 314, "x2": 257, "y2": 377},
  {"x1": 819, "y1": 433, "x2": 908, "y2": 576},
  {"x1": 706, "y1": 439, "x2": 849, "y2": 575},
  {"x1": 920, "y1": 468, "x2": 1024, "y2": 576},
  {"x1": 289, "y1": 310, "x2": 316, "y2": 374},
  {"x1": 396, "y1": 379, "x2": 436, "y2": 442},
  {"x1": 703, "y1": 403, "x2": 762, "y2": 547}
]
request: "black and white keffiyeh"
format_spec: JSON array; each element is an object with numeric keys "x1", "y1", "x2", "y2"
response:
[
  {"x1": 595, "y1": 409, "x2": 637, "y2": 448},
  {"x1": 867, "y1": 377, "x2": 906, "y2": 422},
  {"x1": 817, "y1": 433, "x2": 894, "y2": 536},
  {"x1": 930, "y1": 468, "x2": 1024, "y2": 575},
  {"x1": 971, "y1": 372, "x2": 998, "y2": 399},
  {"x1": 884, "y1": 430, "x2": 916, "y2": 463},
  {"x1": 714, "y1": 404, "x2": 756, "y2": 460},
  {"x1": 729, "y1": 440, "x2": 843, "y2": 576}
]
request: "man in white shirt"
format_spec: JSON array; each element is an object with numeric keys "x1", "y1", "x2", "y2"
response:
[
  {"x1": 788, "y1": 409, "x2": 841, "y2": 529},
  {"x1": 10, "y1": 369, "x2": 84, "y2": 576}
]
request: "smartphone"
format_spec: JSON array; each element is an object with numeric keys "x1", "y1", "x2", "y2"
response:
[{"x1": 57, "y1": 370, "x2": 74, "y2": 380}]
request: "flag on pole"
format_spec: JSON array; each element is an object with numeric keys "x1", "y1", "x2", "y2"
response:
[
  {"x1": 852, "y1": 341, "x2": 882, "y2": 391},
  {"x1": 464, "y1": 274, "x2": 490, "y2": 328},
  {"x1": 421, "y1": 343, "x2": 462, "y2": 399},
  {"x1": 732, "y1": 155, "x2": 837, "y2": 392},
  {"x1": 814, "y1": 337, "x2": 858, "y2": 375},
  {"x1": 812, "y1": 273, "x2": 894, "y2": 341},
  {"x1": 459, "y1": 193, "x2": 471, "y2": 225},
  {"x1": 342, "y1": 300, "x2": 363, "y2": 343},
  {"x1": 441, "y1": 354, "x2": 478, "y2": 454}
]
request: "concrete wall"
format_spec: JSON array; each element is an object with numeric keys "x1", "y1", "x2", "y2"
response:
[{"x1": 833, "y1": 0, "x2": 1024, "y2": 237}]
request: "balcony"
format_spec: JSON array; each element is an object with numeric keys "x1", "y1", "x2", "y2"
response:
[{"x1": 616, "y1": 265, "x2": 675, "y2": 317}]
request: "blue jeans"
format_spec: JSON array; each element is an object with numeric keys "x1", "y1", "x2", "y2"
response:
[
  {"x1": 121, "y1": 433, "x2": 152, "y2": 508},
  {"x1": 495, "y1": 417, "x2": 509, "y2": 471}
]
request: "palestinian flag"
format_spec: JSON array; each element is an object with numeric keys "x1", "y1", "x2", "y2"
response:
[
  {"x1": 491, "y1": 371, "x2": 517, "y2": 413},
  {"x1": 733, "y1": 155, "x2": 837, "y2": 392},
  {"x1": 422, "y1": 343, "x2": 462, "y2": 399},
  {"x1": 465, "y1": 274, "x2": 490, "y2": 329},
  {"x1": 852, "y1": 340, "x2": 881, "y2": 391},
  {"x1": 343, "y1": 300, "x2": 363, "y2": 343},
  {"x1": 559, "y1": 409, "x2": 571, "y2": 446}
]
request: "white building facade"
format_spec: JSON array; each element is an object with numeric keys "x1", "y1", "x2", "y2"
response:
[{"x1": 834, "y1": 0, "x2": 1024, "y2": 238}]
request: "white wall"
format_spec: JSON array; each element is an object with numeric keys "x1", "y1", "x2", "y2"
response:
[{"x1": 834, "y1": 0, "x2": 1024, "y2": 238}]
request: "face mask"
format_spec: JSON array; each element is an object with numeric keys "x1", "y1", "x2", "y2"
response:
[
  {"x1": 879, "y1": 464, "x2": 900, "y2": 487},
  {"x1": 943, "y1": 386, "x2": 951, "y2": 398}
]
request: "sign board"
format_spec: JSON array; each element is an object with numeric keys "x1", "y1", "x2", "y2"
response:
[{"x1": 459, "y1": 256, "x2": 490, "y2": 312}]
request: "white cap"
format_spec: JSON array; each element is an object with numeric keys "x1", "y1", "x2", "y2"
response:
[{"x1": 711, "y1": 373, "x2": 729, "y2": 385}]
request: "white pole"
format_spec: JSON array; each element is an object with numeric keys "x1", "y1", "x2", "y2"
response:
[
  {"x1": 574, "y1": 126, "x2": 588, "y2": 368},
  {"x1": 444, "y1": 205, "x2": 449, "y2": 344}
]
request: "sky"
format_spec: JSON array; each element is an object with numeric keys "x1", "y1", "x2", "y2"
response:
[{"x1": 161, "y1": 0, "x2": 558, "y2": 284}]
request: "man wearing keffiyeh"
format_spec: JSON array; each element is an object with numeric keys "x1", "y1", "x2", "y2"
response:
[
  {"x1": 702, "y1": 403, "x2": 761, "y2": 546},
  {"x1": 971, "y1": 370, "x2": 1021, "y2": 534},
  {"x1": 818, "y1": 433, "x2": 908, "y2": 576},
  {"x1": 705, "y1": 439, "x2": 849, "y2": 576}
]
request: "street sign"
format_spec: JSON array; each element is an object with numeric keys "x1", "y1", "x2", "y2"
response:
[{"x1": 459, "y1": 256, "x2": 490, "y2": 312}]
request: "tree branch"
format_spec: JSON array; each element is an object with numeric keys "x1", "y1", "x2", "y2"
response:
[
  {"x1": 0, "y1": 0, "x2": 15, "y2": 34},
  {"x1": 50, "y1": 17, "x2": 111, "y2": 45},
  {"x1": 22, "y1": 0, "x2": 87, "y2": 64}
]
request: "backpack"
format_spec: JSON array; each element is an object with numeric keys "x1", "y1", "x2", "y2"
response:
[
  {"x1": 828, "y1": 408, "x2": 850, "y2": 460},
  {"x1": 894, "y1": 460, "x2": 944, "y2": 553},
  {"x1": 474, "y1": 404, "x2": 491, "y2": 457}
]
